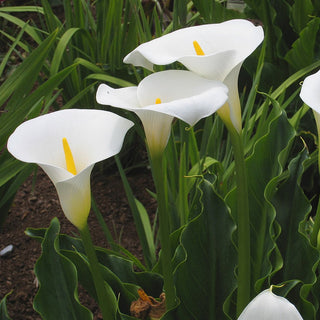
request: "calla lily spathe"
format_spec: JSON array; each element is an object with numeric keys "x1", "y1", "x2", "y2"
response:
[
  {"x1": 7, "y1": 109, "x2": 133, "y2": 230},
  {"x1": 238, "y1": 288, "x2": 303, "y2": 320},
  {"x1": 124, "y1": 19, "x2": 264, "y2": 132},
  {"x1": 300, "y1": 69, "x2": 320, "y2": 135},
  {"x1": 96, "y1": 70, "x2": 228, "y2": 157}
]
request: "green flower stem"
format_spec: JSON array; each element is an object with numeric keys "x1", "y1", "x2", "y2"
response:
[
  {"x1": 79, "y1": 224, "x2": 115, "y2": 320},
  {"x1": 151, "y1": 153, "x2": 176, "y2": 311},
  {"x1": 228, "y1": 128, "x2": 251, "y2": 316},
  {"x1": 312, "y1": 115, "x2": 320, "y2": 248}
]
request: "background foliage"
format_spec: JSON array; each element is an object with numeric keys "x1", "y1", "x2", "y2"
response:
[{"x1": 1, "y1": 0, "x2": 320, "y2": 319}]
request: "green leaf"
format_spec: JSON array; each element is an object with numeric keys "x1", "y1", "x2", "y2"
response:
[
  {"x1": 27, "y1": 225, "x2": 163, "y2": 315},
  {"x1": 186, "y1": 157, "x2": 222, "y2": 193},
  {"x1": 115, "y1": 156, "x2": 156, "y2": 269},
  {"x1": 285, "y1": 17, "x2": 320, "y2": 70},
  {"x1": 61, "y1": 249, "x2": 136, "y2": 316},
  {"x1": 227, "y1": 104, "x2": 296, "y2": 296},
  {"x1": 85, "y1": 73, "x2": 135, "y2": 87},
  {"x1": 248, "y1": 58, "x2": 320, "y2": 131},
  {"x1": 0, "y1": 6, "x2": 44, "y2": 13},
  {"x1": 0, "y1": 22, "x2": 28, "y2": 78},
  {"x1": 243, "y1": 0, "x2": 282, "y2": 62},
  {"x1": 0, "y1": 151, "x2": 30, "y2": 187},
  {"x1": 0, "y1": 63, "x2": 77, "y2": 149},
  {"x1": 0, "y1": 29, "x2": 58, "y2": 108},
  {"x1": 40, "y1": 0, "x2": 62, "y2": 32},
  {"x1": 61, "y1": 82, "x2": 97, "y2": 110},
  {"x1": 165, "y1": 179, "x2": 237, "y2": 319},
  {"x1": 0, "y1": 162, "x2": 34, "y2": 210},
  {"x1": 290, "y1": 0, "x2": 314, "y2": 33},
  {"x1": 0, "y1": 11, "x2": 42, "y2": 44},
  {"x1": 33, "y1": 218, "x2": 93, "y2": 320},
  {"x1": 0, "y1": 291, "x2": 12, "y2": 320},
  {"x1": 173, "y1": 0, "x2": 188, "y2": 29},
  {"x1": 0, "y1": 29, "x2": 30, "y2": 52},
  {"x1": 269, "y1": 149, "x2": 319, "y2": 319},
  {"x1": 249, "y1": 109, "x2": 295, "y2": 289},
  {"x1": 50, "y1": 27, "x2": 81, "y2": 75},
  {"x1": 192, "y1": 0, "x2": 243, "y2": 23}
]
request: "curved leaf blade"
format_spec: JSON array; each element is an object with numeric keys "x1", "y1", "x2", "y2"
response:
[
  {"x1": 166, "y1": 179, "x2": 237, "y2": 319},
  {"x1": 270, "y1": 149, "x2": 319, "y2": 319},
  {"x1": 33, "y1": 218, "x2": 92, "y2": 320},
  {"x1": 0, "y1": 291, "x2": 12, "y2": 320}
]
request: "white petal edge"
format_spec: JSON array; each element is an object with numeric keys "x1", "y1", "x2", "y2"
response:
[
  {"x1": 136, "y1": 70, "x2": 228, "y2": 125},
  {"x1": 238, "y1": 289, "x2": 304, "y2": 320},
  {"x1": 7, "y1": 109, "x2": 134, "y2": 179},
  {"x1": 96, "y1": 85, "x2": 140, "y2": 109},
  {"x1": 300, "y1": 70, "x2": 320, "y2": 114},
  {"x1": 124, "y1": 19, "x2": 264, "y2": 72},
  {"x1": 96, "y1": 70, "x2": 228, "y2": 126},
  {"x1": 178, "y1": 50, "x2": 238, "y2": 81}
]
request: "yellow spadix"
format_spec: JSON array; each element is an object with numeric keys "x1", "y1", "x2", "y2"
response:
[
  {"x1": 62, "y1": 137, "x2": 77, "y2": 175},
  {"x1": 193, "y1": 40, "x2": 205, "y2": 56}
]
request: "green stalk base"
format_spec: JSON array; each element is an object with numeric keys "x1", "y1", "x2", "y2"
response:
[{"x1": 80, "y1": 224, "x2": 115, "y2": 320}]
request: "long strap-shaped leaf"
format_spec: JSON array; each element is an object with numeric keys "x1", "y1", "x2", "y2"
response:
[
  {"x1": 0, "y1": 29, "x2": 58, "y2": 108},
  {"x1": 0, "y1": 63, "x2": 77, "y2": 149},
  {"x1": 115, "y1": 156, "x2": 156, "y2": 269}
]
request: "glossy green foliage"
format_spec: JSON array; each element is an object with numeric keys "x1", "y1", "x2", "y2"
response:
[
  {"x1": 164, "y1": 179, "x2": 237, "y2": 320},
  {"x1": 243, "y1": 0, "x2": 320, "y2": 88},
  {"x1": 32, "y1": 218, "x2": 93, "y2": 320},
  {"x1": 26, "y1": 219, "x2": 163, "y2": 318},
  {"x1": 3, "y1": 1, "x2": 320, "y2": 319},
  {"x1": 270, "y1": 150, "x2": 319, "y2": 318}
]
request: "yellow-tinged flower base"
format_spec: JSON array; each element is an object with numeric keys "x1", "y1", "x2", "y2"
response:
[
  {"x1": 57, "y1": 180, "x2": 91, "y2": 231},
  {"x1": 217, "y1": 102, "x2": 238, "y2": 132},
  {"x1": 70, "y1": 198, "x2": 91, "y2": 230},
  {"x1": 71, "y1": 193, "x2": 91, "y2": 230}
]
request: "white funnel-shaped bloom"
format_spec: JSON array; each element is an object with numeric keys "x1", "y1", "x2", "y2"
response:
[
  {"x1": 300, "y1": 69, "x2": 320, "y2": 170},
  {"x1": 7, "y1": 109, "x2": 133, "y2": 230},
  {"x1": 124, "y1": 19, "x2": 264, "y2": 132},
  {"x1": 300, "y1": 69, "x2": 320, "y2": 132},
  {"x1": 96, "y1": 70, "x2": 228, "y2": 157},
  {"x1": 238, "y1": 288, "x2": 303, "y2": 320},
  {"x1": 300, "y1": 70, "x2": 320, "y2": 113}
]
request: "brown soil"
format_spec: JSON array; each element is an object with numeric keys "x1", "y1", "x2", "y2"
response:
[{"x1": 0, "y1": 164, "x2": 156, "y2": 319}]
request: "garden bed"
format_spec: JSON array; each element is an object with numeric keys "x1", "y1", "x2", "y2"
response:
[{"x1": 0, "y1": 165, "x2": 156, "y2": 319}]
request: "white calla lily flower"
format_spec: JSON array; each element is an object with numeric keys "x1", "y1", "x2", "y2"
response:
[
  {"x1": 300, "y1": 70, "x2": 320, "y2": 132},
  {"x1": 7, "y1": 109, "x2": 133, "y2": 230},
  {"x1": 300, "y1": 70, "x2": 320, "y2": 113},
  {"x1": 96, "y1": 70, "x2": 228, "y2": 157},
  {"x1": 300, "y1": 69, "x2": 320, "y2": 181},
  {"x1": 124, "y1": 19, "x2": 264, "y2": 132},
  {"x1": 238, "y1": 288, "x2": 303, "y2": 320}
]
